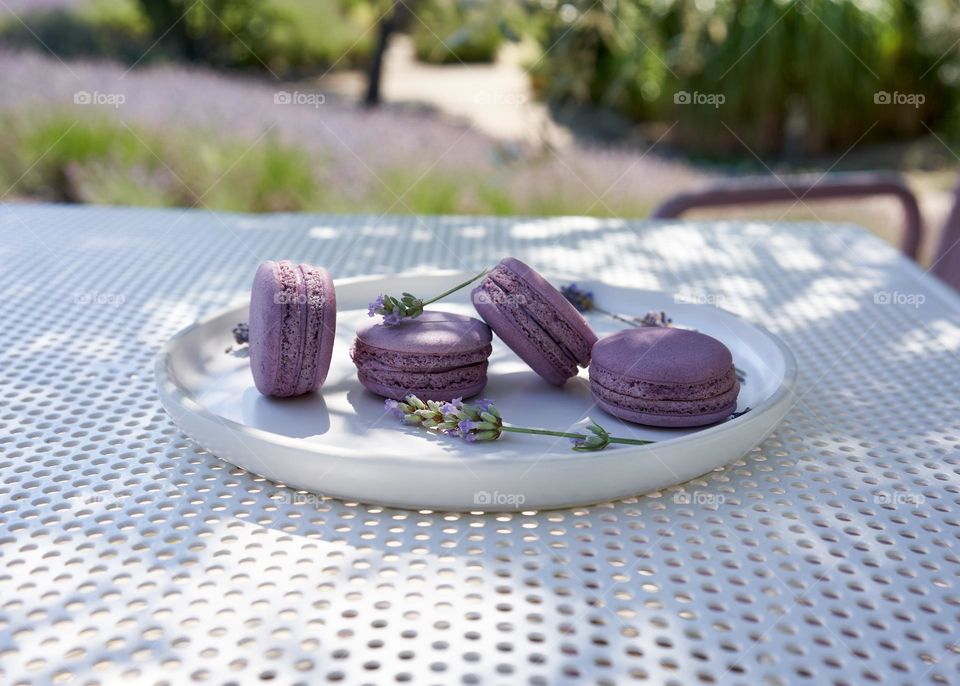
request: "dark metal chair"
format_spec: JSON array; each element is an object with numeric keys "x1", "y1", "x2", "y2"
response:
[{"x1": 651, "y1": 171, "x2": 960, "y2": 290}]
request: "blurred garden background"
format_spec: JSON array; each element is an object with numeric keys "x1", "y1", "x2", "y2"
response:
[{"x1": 2, "y1": 0, "x2": 960, "y2": 260}]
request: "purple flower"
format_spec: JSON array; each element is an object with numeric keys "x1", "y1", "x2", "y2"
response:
[
  {"x1": 462, "y1": 432, "x2": 478, "y2": 443},
  {"x1": 368, "y1": 295, "x2": 385, "y2": 318},
  {"x1": 441, "y1": 399, "x2": 462, "y2": 414},
  {"x1": 459, "y1": 419, "x2": 477, "y2": 433},
  {"x1": 474, "y1": 398, "x2": 494, "y2": 412},
  {"x1": 383, "y1": 311, "x2": 403, "y2": 326},
  {"x1": 384, "y1": 398, "x2": 404, "y2": 418},
  {"x1": 639, "y1": 310, "x2": 672, "y2": 327},
  {"x1": 232, "y1": 322, "x2": 249, "y2": 345},
  {"x1": 560, "y1": 284, "x2": 594, "y2": 312}
]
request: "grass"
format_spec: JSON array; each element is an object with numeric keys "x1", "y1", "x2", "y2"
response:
[
  {"x1": 0, "y1": 108, "x2": 676, "y2": 217},
  {"x1": 1, "y1": 112, "x2": 325, "y2": 211}
]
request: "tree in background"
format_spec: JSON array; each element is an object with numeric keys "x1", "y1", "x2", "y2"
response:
[
  {"x1": 134, "y1": 0, "x2": 375, "y2": 74},
  {"x1": 363, "y1": 1, "x2": 417, "y2": 107},
  {"x1": 532, "y1": 0, "x2": 960, "y2": 157}
]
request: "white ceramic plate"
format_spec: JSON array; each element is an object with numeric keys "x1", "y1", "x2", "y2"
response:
[{"x1": 156, "y1": 272, "x2": 797, "y2": 511}]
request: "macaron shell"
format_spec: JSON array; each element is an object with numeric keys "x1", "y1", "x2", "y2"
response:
[
  {"x1": 471, "y1": 257, "x2": 598, "y2": 385},
  {"x1": 591, "y1": 327, "x2": 733, "y2": 384},
  {"x1": 472, "y1": 282, "x2": 571, "y2": 386},
  {"x1": 355, "y1": 310, "x2": 491, "y2": 353},
  {"x1": 496, "y1": 257, "x2": 597, "y2": 365},
  {"x1": 249, "y1": 261, "x2": 294, "y2": 396},
  {"x1": 294, "y1": 264, "x2": 336, "y2": 395}
]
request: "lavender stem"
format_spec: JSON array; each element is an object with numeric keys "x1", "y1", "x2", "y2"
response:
[{"x1": 501, "y1": 426, "x2": 653, "y2": 446}]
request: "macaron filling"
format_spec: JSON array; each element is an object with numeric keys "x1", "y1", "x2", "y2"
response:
[
  {"x1": 275, "y1": 260, "x2": 305, "y2": 395},
  {"x1": 355, "y1": 358, "x2": 490, "y2": 394},
  {"x1": 590, "y1": 364, "x2": 738, "y2": 402},
  {"x1": 350, "y1": 342, "x2": 491, "y2": 372},
  {"x1": 591, "y1": 372, "x2": 740, "y2": 417}
]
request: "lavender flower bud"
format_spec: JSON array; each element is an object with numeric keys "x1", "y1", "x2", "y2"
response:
[
  {"x1": 368, "y1": 295, "x2": 386, "y2": 318},
  {"x1": 639, "y1": 310, "x2": 672, "y2": 327},
  {"x1": 560, "y1": 284, "x2": 594, "y2": 312},
  {"x1": 232, "y1": 322, "x2": 249, "y2": 345},
  {"x1": 441, "y1": 400, "x2": 462, "y2": 414},
  {"x1": 384, "y1": 399, "x2": 405, "y2": 419},
  {"x1": 405, "y1": 395, "x2": 428, "y2": 411}
]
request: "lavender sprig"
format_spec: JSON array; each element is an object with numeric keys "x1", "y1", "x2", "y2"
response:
[
  {"x1": 369, "y1": 269, "x2": 488, "y2": 326},
  {"x1": 561, "y1": 285, "x2": 745, "y2": 381},
  {"x1": 561, "y1": 284, "x2": 672, "y2": 328},
  {"x1": 226, "y1": 322, "x2": 250, "y2": 354},
  {"x1": 387, "y1": 396, "x2": 654, "y2": 451}
]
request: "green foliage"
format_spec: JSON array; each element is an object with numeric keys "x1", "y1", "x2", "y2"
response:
[
  {"x1": 0, "y1": 0, "x2": 372, "y2": 74},
  {"x1": 0, "y1": 0, "x2": 151, "y2": 64},
  {"x1": 1, "y1": 113, "x2": 323, "y2": 211},
  {"x1": 261, "y1": 0, "x2": 374, "y2": 73},
  {"x1": 532, "y1": 0, "x2": 960, "y2": 156},
  {"x1": 133, "y1": 0, "x2": 372, "y2": 71},
  {"x1": 410, "y1": 0, "x2": 512, "y2": 64}
]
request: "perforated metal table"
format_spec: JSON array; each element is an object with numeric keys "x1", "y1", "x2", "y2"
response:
[{"x1": 2, "y1": 204, "x2": 959, "y2": 686}]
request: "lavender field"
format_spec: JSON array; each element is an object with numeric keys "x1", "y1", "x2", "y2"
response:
[
  {"x1": 0, "y1": 44, "x2": 916, "y2": 252},
  {"x1": 0, "y1": 49, "x2": 712, "y2": 213}
]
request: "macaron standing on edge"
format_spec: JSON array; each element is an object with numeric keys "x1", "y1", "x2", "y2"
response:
[
  {"x1": 249, "y1": 260, "x2": 337, "y2": 397},
  {"x1": 590, "y1": 327, "x2": 740, "y2": 428},
  {"x1": 351, "y1": 311, "x2": 493, "y2": 401},
  {"x1": 471, "y1": 257, "x2": 598, "y2": 385}
]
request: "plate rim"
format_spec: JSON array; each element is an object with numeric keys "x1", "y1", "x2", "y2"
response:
[{"x1": 155, "y1": 271, "x2": 798, "y2": 467}]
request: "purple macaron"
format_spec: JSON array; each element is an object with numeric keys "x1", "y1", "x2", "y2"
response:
[
  {"x1": 249, "y1": 260, "x2": 337, "y2": 397},
  {"x1": 590, "y1": 327, "x2": 740, "y2": 428},
  {"x1": 471, "y1": 257, "x2": 597, "y2": 385},
  {"x1": 351, "y1": 311, "x2": 493, "y2": 401}
]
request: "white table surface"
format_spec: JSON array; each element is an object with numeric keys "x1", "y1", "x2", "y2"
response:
[{"x1": 1, "y1": 204, "x2": 959, "y2": 686}]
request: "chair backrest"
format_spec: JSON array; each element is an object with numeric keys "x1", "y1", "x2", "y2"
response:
[
  {"x1": 930, "y1": 177, "x2": 960, "y2": 291},
  {"x1": 651, "y1": 172, "x2": 923, "y2": 260}
]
